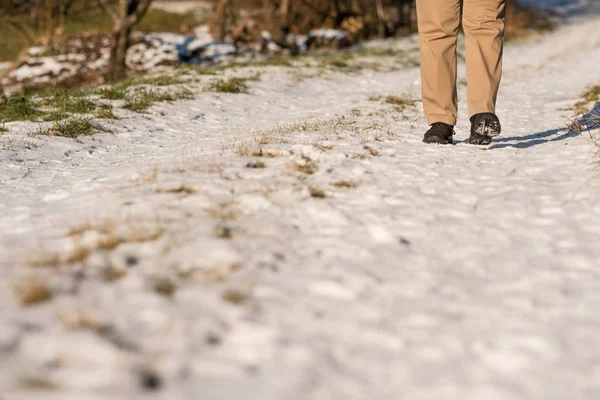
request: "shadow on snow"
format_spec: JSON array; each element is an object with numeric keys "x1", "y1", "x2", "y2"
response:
[{"x1": 486, "y1": 102, "x2": 599, "y2": 150}]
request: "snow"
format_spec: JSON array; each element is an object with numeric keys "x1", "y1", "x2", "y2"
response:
[
  {"x1": 309, "y1": 28, "x2": 348, "y2": 40},
  {"x1": 0, "y1": 62, "x2": 11, "y2": 76},
  {"x1": 10, "y1": 57, "x2": 76, "y2": 82},
  {"x1": 0, "y1": 6, "x2": 599, "y2": 400},
  {"x1": 151, "y1": 0, "x2": 211, "y2": 14}
]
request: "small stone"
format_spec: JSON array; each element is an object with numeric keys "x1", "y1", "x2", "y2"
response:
[
  {"x1": 214, "y1": 224, "x2": 233, "y2": 239},
  {"x1": 140, "y1": 370, "x2": 162, "y2": 391},
  {"x1": 153, "y1": 279, "x2": 176, "y2": 297},
  {"x1": 125, "y1": 254, "x2": 138, "y2": 267}
]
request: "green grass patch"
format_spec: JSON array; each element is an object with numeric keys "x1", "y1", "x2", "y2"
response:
[
  {"x1": 96, "y1": 75, "x2": 185, "y2": 101},
  {"x1": 42, "y1": 111, "x2": 70, "y2": 122},
  {"x1": 51, "y1": 117, "x2": 104, "y2": 138},
  {"x1": 123, "y1": 89, "x2": 193, "y2": 113},
  {"x1": 135, "y1": 76, "x2": 183, "y2": 86},
  {"x1": 0, "y1": 8, "x2": 203, "y2": 62},
  {"x1": 123, "y1": 95, "x2": 163, "y2": 113},
  {"x1": 96, "y1": 87, "x2": 127, "y2": 100},
  {"x1": 208, "y1": 78, "x2": 249, "y2": 94},
  {"x1": 95, "y1": 103, "x2": 118, "y2": 119},
  {"x1": 355, "y1": 48, "x2": 397, "y2": 57},
  {"x1": 0, "y1": 97, "x2": 46, "y2": 122},
  {"x1": 258, "y1": 56, "x2": 293, "y2": 67},
  {"x1": 330, "y1": 60, "x2": 350, "y2": 68},
  {"x1": 47, "y1": 92, "x2": 96, "y2": 114}
]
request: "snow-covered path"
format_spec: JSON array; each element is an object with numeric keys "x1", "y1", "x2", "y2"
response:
[{"x1": 0, "y1": 12, "x2": 599, "y2": 400}]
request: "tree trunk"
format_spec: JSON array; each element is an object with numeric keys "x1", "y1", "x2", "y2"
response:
[
  {"x1": 375, "y1": 0, "x2": 385, "y2": 37},
  {"x1": 211, "y1": 0, "x2": 231, "y2": 41},
  {"x1": 106, "y1": 24, "x2": 131, "y2": 82},
  {"x1": 96, "y1": 0, "x2": 153, "y2": 82},
  {"x1": 279, "y1": 0, "x2": 290, "y2": 30}
]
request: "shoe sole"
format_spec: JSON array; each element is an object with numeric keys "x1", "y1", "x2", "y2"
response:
[
  {"x1": 423, "y1": 137, "x2": 453, "y2": 145},
  {"x1": 469, "y1": 117, "x2": 501, "y2": 145}
]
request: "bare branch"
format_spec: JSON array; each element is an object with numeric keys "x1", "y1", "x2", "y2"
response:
[
  {"x1": 95, "y1": 0, "x2": 118, "y2": 23},
  {"x1": 128, "y1": 0, "x2": 153, "y2": 25}
]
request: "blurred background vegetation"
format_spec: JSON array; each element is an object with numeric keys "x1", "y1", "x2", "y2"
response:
[
  {"x1": 0, "y1": 0, "x2": 210, "y2": 62},
  {"x1": 0, "y1": 0, "x2": 551, "y2": 63}
]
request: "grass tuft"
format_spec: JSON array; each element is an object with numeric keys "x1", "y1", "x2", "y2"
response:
[
  {"x1": 154, "y1": 279, "x2": 176, "y2": 297},
  {"x1": 222, "y1": 288, "x2": 249, "y2": 305},
  {"x1": 369, "y1": 95, "x2": 416, "y2": 111},
  {"x1": 52, "y1": 117, "x2": 104, "y2": 138},
  {"x1": 136, "y1": 76, "x2": 183, "y2": 86},
  {"x1": 96, "y1": 87, "x2": 128, "y2": 100},
  {"x1": 47, "y1": 91, "x2": 96, "y2": 114},
  {"x1": 156, "y1": 185, "x2": 196, "y2": 195},
  {"x1": 214, "y1": 223, "x2": 234, "y2": 239},
  {"x1": 294, "y1": 157, "x2": 318, "y2": 175},
  {"x1": 208, "y1": 78, "x2": 249, "y2": 94},
  {"x1": 246, "y1": 160, "x2": 266, "y2": 169},
  {"x1": 309, "y1": 187, "x2": 326, "y2": 198},
  {"x1": 583, "y1": 85, "x2": 600, "y2": 103},
  {"x1": 574, "y1": 85, "x2": 600, "y2": 116},
  {"x1": 13, "y1": 280, "x2": 52, "y2": 306},
  {"x1": 95, "y1": 103, "x2": 118, "y2": 119},
  {"x1": 123, "y1": 89, "x2": 193, "y2": 113},
  {"x1": 331, "y1": 180, "x2": 358, "y2": 188}
]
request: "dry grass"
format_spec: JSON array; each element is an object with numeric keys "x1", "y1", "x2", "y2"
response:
[
  {"x1": 293, "y1": 156, "x2": 319, "y2": 175},
  {"x1": 251, "y1": 148, "x2": 284, "y2": 157},
  {"x1": 208, "y1": 201, "x2": 238, "y2": 221},
  {"x1": 60, "y1": 310, "x2": 101, "y2": 330},
  {"x1": 214, "y1": 223, "x2": 234, "y2": 239},
  {"x1": 569, "y1": 84, "x2": 600, "y2": 163},
  {"x1": 252, "y1": 129, "x2": 274, "y2": 145},
  {"x1": 237, "y1": 141, "x2": 250, "y2": 156},
  {"x1": 309, "y1": 187, "x2": 326, "y2": 198},
  {"x1": 331, "y1": 180, "x2": 358, "y2": 189},
  {"x1": 246, "y1": 160, "x2": 266, "y2": 169},
  {"x1": 222, "y1": 287, "x2": 250, "y2": 305},
  {"x1": 153, "y1": 279, "x2": 176, "y2": 297},
  {"x1": 13, "y1": 280, "x2": 52, "y2": 306},
  {"x1": 21, "y1": 376, "x2": 56, "y2": 390},
  {"x1": 26, "y1": 219, "x2": 162, "y2": 268},
  {"x1": 364, "y1": 145, "x2": 380, "y2": 156},
  {"x1": 574, "y1": 85, "x2": 600, "y2": 116},
  {"x1": 103, "y1": 265, "x2": 128, "y2": 282},
  {"x1": 220, "y1": 136, "x2": 241, "y2": 152},
  {"x1": 369, "y1": 94, "x2": 417, "y2": 111},
  {"x1": 156, "y1": 185, "x2": 197, "y2": 195}
]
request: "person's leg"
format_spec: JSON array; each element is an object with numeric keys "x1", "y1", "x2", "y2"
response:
[
  {"x1": 416, "y1": 0, "x2": 462, "y2": 126},
  {"x1": 462, "y1": 0, "x2": 506, "y2": 118}
]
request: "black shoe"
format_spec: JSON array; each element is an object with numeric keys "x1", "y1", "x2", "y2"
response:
[
  {"x1": 423, "y1": 122, "x2": 455, "y2": 144},
  {"x1": 469, "y1": 113, "x2": 501, "y2": 145}
]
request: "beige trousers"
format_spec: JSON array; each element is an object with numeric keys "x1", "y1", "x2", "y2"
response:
[{"x1": 416, "y1": 0, "x2": 506, "y2": 126}]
